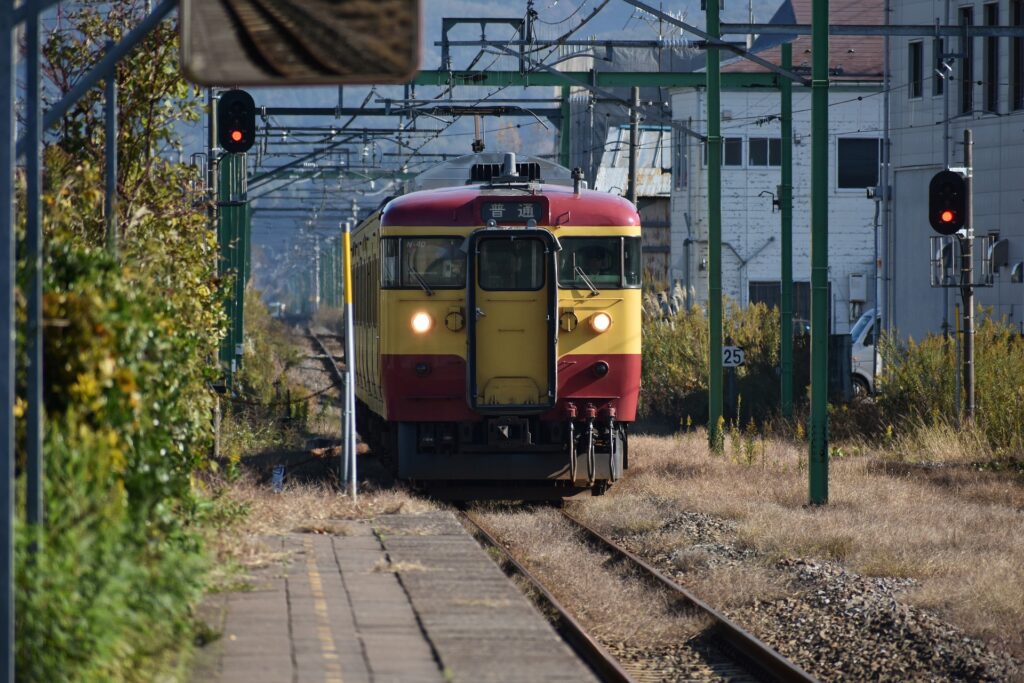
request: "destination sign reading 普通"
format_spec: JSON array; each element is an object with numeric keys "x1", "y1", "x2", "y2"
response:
[{"x1": 482, "y1": 202, "x2": 543, "y2": 224}]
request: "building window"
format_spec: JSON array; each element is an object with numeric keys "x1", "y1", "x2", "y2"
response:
[
  {"x1": 749, "y1": 137, "x2": 782, "y2": 166},
  {"x1": 960, "y1": 6, "x2": 975, "y2": 114},
  {"x1": 934, "y1": 38, "x2": 946, "y2": 96},
  {"x1": 1014, "y1": 0, "x2": 1024, "y2": 110},
  {"x1": 702, "y1": 137, "x2": 743, "y2": 166},
  {"x1": 673, "y1": 129, "x2": 687, "y2": 190},
  {"x1": 985, "y1": 3, "x2": 999, "y2": 112},
  {"x1": 837, "y1": 138, "x2": 880, "y2": 189},
  {"x1": 749, "y1": 281, "x2": 813, "y2": 323},
  {"x1": 909, "y1": 41, "x2": 923, "y2": 98}
]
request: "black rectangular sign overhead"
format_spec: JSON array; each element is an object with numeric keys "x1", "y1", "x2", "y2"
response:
[
  {"x1": 482, "y1": 202, "x2": 544, "y2": 224},
  {"x1": 180, "y1": 0, "x2": 420, "y2": 86}
]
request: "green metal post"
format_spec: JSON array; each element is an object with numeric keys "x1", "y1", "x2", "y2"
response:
[
  {"x1": 559, "y1": 85, "x2": 571, "y2": 168},
  {"x1": 217, "y1": 155, "x2": 234, "y2": 370},
  {"x1": 707, "y1": 0, "x2": 724, "y2": 451},
  {"x1": 218, "y1": 153, "x2": 247, "y2": 374},
  {"x1": 780, "y1": 43, "x2": 794, "y2": 418},
  {"x1": 233, "y1": 164, "x2": 248, "y2": 369},
  {"x1": 809, "y1": 0, "x2": 830, "y2": 504}
]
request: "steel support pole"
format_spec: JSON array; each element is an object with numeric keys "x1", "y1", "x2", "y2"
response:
[
  {"x1": 961, "y1": 129, "x2": 975, "y2": 421},
  {"x1": 780, "y1": 43, "x2": 794, "y2": 419},
  {"x1": 0, "y1": 1, "x2": 15, "y2": 678},
  {"x1": 559, "y1": 85, "x2": 571, "y2": 168},
  {"x1": 627, "y1": 86, "x2": 639, "y2": 205},
  {"x1": 104, "y1": 41, "x2": 118, "y2": 257},
  {"x1": 809, "y1": 0, "x2": 830, "y2": 504},
  {"x1": 341, "y1": 221, "x2": 357, "y2": 502},
  {"x1": 706, "y1": 0, "x2": 724, "y2": 450},
  {"x1": 218, "y1": 154, "x2": 246, "y2": 375},
  {"x1": 26, "y1": 4, "x2": 43, "y2": 531},
  {"x1": 234, "y1": 164, "x2": 248, "y2": 368}
]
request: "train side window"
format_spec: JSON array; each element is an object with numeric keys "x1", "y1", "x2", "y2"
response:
[{"x1": 381, "y1": 238, "x2": 399, "y2": 287}]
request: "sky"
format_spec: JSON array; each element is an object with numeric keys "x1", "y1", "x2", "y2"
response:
[{"x1": 188, "y1": 0, "x2": 788, "y2": 247}]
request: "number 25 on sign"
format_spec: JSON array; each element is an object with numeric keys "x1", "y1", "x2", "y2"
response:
[{"x1": 723, "y1": 346, "x2": 745, "y2": 368}]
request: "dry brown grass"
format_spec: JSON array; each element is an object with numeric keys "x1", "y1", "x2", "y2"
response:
[
  {"x1": 582, "y1": 431, "x2": 1024, "y2": 657},
  {"x1": 207, "y1": 474, "x2": 437, "y2": 578},
  {"x1": 475, "y1": 507, "x2": 712, "y2": 648}
]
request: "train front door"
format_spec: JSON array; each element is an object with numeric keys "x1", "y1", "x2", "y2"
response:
[{"x1": 467, "y1": 229, "x2": 559, "y2": 413}]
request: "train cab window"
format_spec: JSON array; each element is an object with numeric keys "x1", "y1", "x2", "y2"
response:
[
  {"x1": 478, "y1": 238, "x2": 545, "y2": 290},
  {"x1": 381, "y1": 237, "x2": 466, "y2": 289},
  {"x1": 624, "y1": 237, "x2": 642, "y2": 287},
  {"x1": 558, "y1": 237, "x2": 641, "y2": 289}
]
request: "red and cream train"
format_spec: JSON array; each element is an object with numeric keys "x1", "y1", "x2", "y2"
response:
[{"x1": 350, "y1": 154, "x2": 641, "y2": 497}]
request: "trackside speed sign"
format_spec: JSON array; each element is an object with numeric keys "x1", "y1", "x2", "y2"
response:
[{"x1": 723, "y1": 346, "x2": 745, "y2": 367}]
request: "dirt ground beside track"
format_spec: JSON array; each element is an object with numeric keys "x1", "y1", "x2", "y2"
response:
[{"x1": 566, "y1": 432, "x2": 1023, "y2": 680}]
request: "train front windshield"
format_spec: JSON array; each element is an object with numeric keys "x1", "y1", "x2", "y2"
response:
[
  {"x1": 382, "y1": 237, "x2": 466, "y2": 289},
  {"x1": 558, "y1": 237, "x2": 641, "y2": 288}
]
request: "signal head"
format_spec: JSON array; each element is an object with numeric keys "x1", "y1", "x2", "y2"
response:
[
  {"x1": 928, "y1": 169, "x2": 967, "y2": 235},
  {"x1": 217, "y1": 89, "x2": 256, "y2": 154}
]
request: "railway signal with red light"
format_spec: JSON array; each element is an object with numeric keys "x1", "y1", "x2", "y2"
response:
[
  {"x1": 928, "y1": 169, "x2": 967, "y2": 235},
  {"x1": 218, "y1": 89, "x2": 256, "y2": 154}
]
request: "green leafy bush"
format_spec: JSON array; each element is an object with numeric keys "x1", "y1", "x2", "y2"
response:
[
  {"x1": 640, "y1": 300, "x2": 805, "y2": 424},
  {"x1": 878, "y1": 316, "x2": 1024, "y2": 455},
  {"x1": 17, "y1": 239, "x2": 216, "y2": 682},
  {"x1": 14, "y1": 4, "x2": 223, "y2": 679}
]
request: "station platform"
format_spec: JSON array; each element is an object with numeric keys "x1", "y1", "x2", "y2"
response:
[{"x1": 191, "y1": 511, "x2": 598, "y2": 683}]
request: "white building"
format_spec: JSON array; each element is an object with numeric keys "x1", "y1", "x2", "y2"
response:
[
  {"x1": 888, "y1": 0, "x2": 1024, "y2": 340},
  {"x1": 669, "y1": 0, "x2": 884, "y2": 332}
]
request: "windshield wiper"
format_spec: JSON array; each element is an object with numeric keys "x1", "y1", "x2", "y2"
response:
[
  {"x1": 408, "y1": 266, "x2": 434, "y2": 296},
  {"x1": 574, "y1": 265, "x2": 600, "y2": 296}
]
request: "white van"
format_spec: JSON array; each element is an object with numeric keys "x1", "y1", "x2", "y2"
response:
[{"x1": 850, "y1": 308, "x2": 881, "y2": 398}]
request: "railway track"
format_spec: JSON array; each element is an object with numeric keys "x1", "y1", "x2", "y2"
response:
[
  {"x1": 558, "y1": 510, "x2": 818, "y2": 683},
  {"x1": 303, "y1": 330, "x2": 812, "y2": 682},
  {"x1": 460, "y1": 508, "x2": 818, "y2": 683},
  {"x1": 459, "y1": 510, "x2": 635, "y2": 683},
  {"x1": 220, "y1": 0, "x2": 413, "y2": 78}
]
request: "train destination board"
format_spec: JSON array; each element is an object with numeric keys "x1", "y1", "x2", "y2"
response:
[{"x1": 482, "y1": 202, "x2": 545, "y2": 224}]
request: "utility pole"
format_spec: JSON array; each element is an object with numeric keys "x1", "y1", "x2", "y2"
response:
[
  {"x1": 780, "y1": 43, "x2": 794, "y2": 418},
  {"x1": 25, "y1": 2, "x2": 43, "y2": 532},
  {"x1": 706, "y1": 0, "x2": 724, "y2": 451},
  {"x1": 961, "y1": 129, "x2": 975, "y2": 421},
  {"x1": 1, "y1": 1, "x2": 15, "y2": 678},
  {"x1": 104, "y1": 41, "x2": 118, "y2": 258},
  {"x1": 559, "y1": 85, "x2": 571, "y2": 168},
  {"x1": 341, "y1": 220, "x2": 357, "y2": 502},
  {"x1": 627, "y1": 86, "x2": 639, "y2": 205},
  {"x1": 809, "y1": 0, "x2": 830, "y2": 504}
]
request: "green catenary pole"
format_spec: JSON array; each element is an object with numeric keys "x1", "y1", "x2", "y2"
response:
[
  {"x1": 217, "y1": 155, "x2": 234, "y2": 370},
  {"x1": 809, "y1": 0, "x2": 830, "y2": 503},
  {"x1": 233, "y1": 161, "x2": 248, "y2": 369},
  {"x1": 780, "y1": 43, "x2": 794, "y2": 418},
  {"x1": 559, "y1": 85, "x2": 571, "y2": 168},
  {"x1": 707, "y1": 0, "x2": 724, "y2": 451},
  {"x1": 218, "y1": 153, "x2": 247, "y2": 374}
]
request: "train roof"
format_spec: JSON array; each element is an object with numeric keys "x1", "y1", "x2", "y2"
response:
[{"x1": 381, "y1": 182, "x2": 640, "y2": 228}]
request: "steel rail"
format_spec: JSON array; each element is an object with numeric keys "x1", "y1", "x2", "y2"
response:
[
  {"x1": 307, "y1": 327, "x2": 346, "y2": 387},
  {"x1": 560, "y1": 510, "x2": 819, "y2": 683},
  {"x1": 458, "y1": 511, "x2": 635, "y2": 683}
]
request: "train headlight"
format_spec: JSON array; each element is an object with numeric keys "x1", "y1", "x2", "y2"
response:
[
  {"x1": 589, "y1": 312, "x2": 612, "y2": 334},
  {"x1": 411, "y1": 311, "x2": 434, "y2": 334}
]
